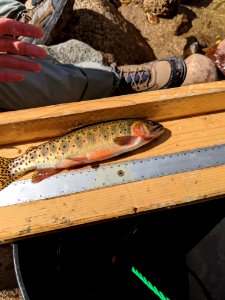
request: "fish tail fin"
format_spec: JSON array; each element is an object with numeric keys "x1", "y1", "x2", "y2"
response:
[{"x1": 0, "y1": 157, "x2": 14, "y2": 191}]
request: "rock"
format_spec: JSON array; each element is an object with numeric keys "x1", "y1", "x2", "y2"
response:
[
  {"x1": 60, "y1": 0, "x2": 155, "y2": 65},
  {"x1": 143, "y1": 0, "x2": 180, "y2": 17},
  {"x1": 24, "y1": 0, "x2": 225, "y2": 65},
  {"x1": 40, "y1": 39, "x2": 105, "y2": 65},
  {"x1": 182, "y1": 53, "x2": 218, "y2": 86}
]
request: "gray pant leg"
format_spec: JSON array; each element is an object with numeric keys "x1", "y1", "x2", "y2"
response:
[
  {"x1": 0, "y1": 59, "x2": 120, "y2": 110},
  {"x1": 0, "y1": 0, "x2": 26, "y2": 19}
]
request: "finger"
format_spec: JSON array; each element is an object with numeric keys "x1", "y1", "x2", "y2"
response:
[
  {"x1": 0, "y1": 71, "x2": 24, "y2": 82},
  {"x1": 0, "y1": 37, "x2": 46, "y2": 58},
  {"x1": 0, "y1": 18, "x2": 44, "y2": 39},
  {"x1": 0, "y1": 54, "x2": 41, "y2": 73}
]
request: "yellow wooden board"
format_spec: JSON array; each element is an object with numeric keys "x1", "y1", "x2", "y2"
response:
[
  {"x1": 0, "y1": 80, "x2": 225, "y2": 243},
  {"x1": 0, "y1": 81, "x2": 225, "y2": 146}
]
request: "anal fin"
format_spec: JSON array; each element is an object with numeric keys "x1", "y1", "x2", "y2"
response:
[{"x1": 32, "y1": 168, "x2": 61, "y2": 183}]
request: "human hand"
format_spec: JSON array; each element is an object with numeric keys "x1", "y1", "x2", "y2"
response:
[{"x1": 0, "y1": 18, "x2": 46, "y2": 82}]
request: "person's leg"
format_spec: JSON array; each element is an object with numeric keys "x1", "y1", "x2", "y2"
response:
[
  {"x1": 0, "y1": 0, "x2": 26, "y2": 19},
  {"x1": 0, "y1": 2, "x2": 186, "y2": 111},
  {"x1": 0, "y1": 54, "x2": 187, "y2": 110},
  {"x1": 0, "y1": 58, "x2": 120, "y2": 110}
]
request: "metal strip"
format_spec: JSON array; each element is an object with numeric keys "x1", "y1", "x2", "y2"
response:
[{"x1": 0, "y1": 144, "x2": 225, "y2": 207}]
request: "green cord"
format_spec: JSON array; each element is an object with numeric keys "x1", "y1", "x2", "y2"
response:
[{"x1": 131, "y1": 266, "x2": 170, "y2": 300}]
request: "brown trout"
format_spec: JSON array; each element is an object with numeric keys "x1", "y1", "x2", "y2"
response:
[{"x1": 0, "y1": 119, "x2": 164, "y2": 191}]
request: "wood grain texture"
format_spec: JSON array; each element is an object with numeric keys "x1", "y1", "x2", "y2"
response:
[
  {"x1": 0, "y1": 80, "x2": 225, "y2": 146},
  {"x1": 1, "y1": 111, "x2": 225, "y2": 243},
  {"x1": 0, "y1": 165, "x2": 225, "y2": 244}
]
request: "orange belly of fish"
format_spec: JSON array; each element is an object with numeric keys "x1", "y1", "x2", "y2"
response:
[{"x1": 54, "y1": 146, "x2": 121, "y2": 169}]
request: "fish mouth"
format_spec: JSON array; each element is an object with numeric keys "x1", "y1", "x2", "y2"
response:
[
  {"x1": 152, "y1": 125, "x2": 164, "y2": 137},
  {"x1": 152, "y1": 124, "x2": 164, "y2": 133},
  {"x1": 148, "y1": 121, "x2": 164, "y2": 135}
]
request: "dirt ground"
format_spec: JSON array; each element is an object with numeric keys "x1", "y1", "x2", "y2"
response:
[
  {"x1": 59, "y1": 0, "x2": 225, "y2": 65},
  {"x1": 23, "y1": 0, "x2": 225, "y2": 63},
  {"x1": 1, "y1": 0, "x2": 225, "y2": 299}
]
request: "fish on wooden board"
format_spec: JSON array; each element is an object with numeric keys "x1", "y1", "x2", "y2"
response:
[{"x1": 0, "y1": 119, "x2": 164, "y2": 191}]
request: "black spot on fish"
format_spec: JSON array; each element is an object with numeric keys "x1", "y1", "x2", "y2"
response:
[
  {"x1": 75, "y1": 136, "x2": 83, "y2": 148},
  {"x1": 49, "y1": 143, "x2": 57, "y2": 153},
  {"x1": 101, "y1": 129, "x2": 109, "y2": 140},
  {"x1": 60, "y1": 140, "x2": 69, "y2": 153}
]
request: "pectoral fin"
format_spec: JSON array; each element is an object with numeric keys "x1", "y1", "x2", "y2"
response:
[{"x1": 113, "y1": 136, "x2": 139, "y2": 146}]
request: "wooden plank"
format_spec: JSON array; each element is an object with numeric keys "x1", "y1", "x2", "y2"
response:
[
  {"x1": 1, "y1": 80, "x2": 225, "y2": 146},
  {"x1": 1, "y1": 111, "x2": 225, "y2": 165},
  {"x1": 0, "y1": 165, "x2": 224, "y2": 244},
  {"x1": 1, "y1": 111, "x2": 225, "y2": 243}
]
